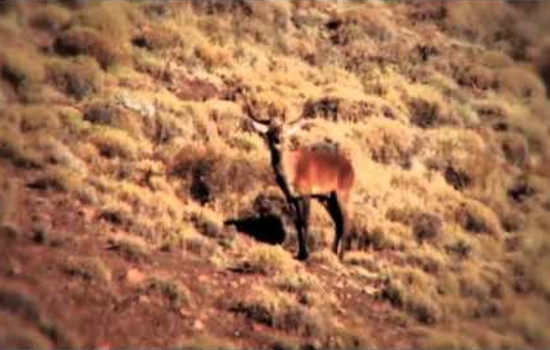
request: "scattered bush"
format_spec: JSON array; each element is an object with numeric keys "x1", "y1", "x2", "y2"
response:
[
  {"x1": 26, "y1": 166, "x2": 84, "y2": 193},
  {"x1": 454, "y1": 64, "x2": 497, "y2": 91},
  {"x1": 107, "y1": 235, "x2": 150, "y2": 262},
  {"x1": 412, "y1": 213, "x2": 443, "y2": 243},
  {"x1": 89, "y1": 128, "x2": 139, "y2": 160},
  {"x1": 274, "y1": 273, "x2": 320, "y2": 294},
  {"x1": 380, "y1": 276, "x2": 442, "y2": 324},
  {"x1": 28, "y1": 4, "x2": 71, "y2": 32},
  {"x1": 47, "y1": 57, "x2": 102, "y2": 99},
  {"x1": 407, "y1": 93, "x2": 451, "y2": 128},
  {"x1": 73, "y1": 2, "x2": 133, "y2": 39},
  {"x1": 456, "y1": 201, "x2": 501, "y2": 235},
  {"x1": 361, "y1": 118, "x2": 418, "y2": 167},
  {"x1": 143, "y1": 277, "x2": 192, "y2": 309},
  {"x1": 230, "y1": 285, "x2": 328, "y2": 337},
  {"x1": 170, "y1": 144, "x2": 270, "y2": 204},
  {"x1": 61, "y1": 256, "x2": 112, "y2": 283},
  {"x1": 132, "y1": 27, "x2": 181, "y2": 52},
  {"x1": 497, "y1": 67, "x2": 546, "y2": 99},
  {"x1": 238, "y1": 245, "x2": 296, "y2": 276},
  {"x1": 54, "y1": 27, "x2": 124, "y2": 69},
  {"x1": 500, "y1": 132, "x2": 529, "y2": 167},
  {"x1": 0, "y1": 123, "x2": 42, "y2": 168},
  {"x1": 16, "y1": 106, "x2": 61, "y2": 135},
  {"x1": 0, "y1": 48, "x2": 45, "y2": 101}
]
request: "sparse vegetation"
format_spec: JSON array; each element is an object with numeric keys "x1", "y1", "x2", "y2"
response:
[
  {"x1": 107, "y1": 235, "x2": 150, "y2": 262},
  {"x1": 47, "y1": 57, "x2": 102, "y2": 100},
  {"x1": 54, "y1": 27, "x2": 125, "y2": 69},
  {"x1": 61, "y1": 256, "x2": 112, "y2": 283},
  {"x1": 1, "y1": 1, "x2": 550, "y2": 348},
  {"x1": 238, "y1": 245, "x2": 297, "y2": 276},
  {"x1": 144, "y1": 276, "x2": 192, "y2": 309}
]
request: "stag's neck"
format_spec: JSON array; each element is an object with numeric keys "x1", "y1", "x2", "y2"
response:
[{"x1": 268, "y1": 144, "x2": 293, "y2": 200}]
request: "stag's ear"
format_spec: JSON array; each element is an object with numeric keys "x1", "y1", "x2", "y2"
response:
[
  {"x1": 285, "y1": 120, "x2": 307, "y2": 136},
  {"x1": 251, "y1": 120, "x2": 269, "y2": 134}
]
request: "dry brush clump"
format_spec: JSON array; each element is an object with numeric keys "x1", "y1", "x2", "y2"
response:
[
  {"x1": 61, "y1": 256, "x2": 112, "y2": 283},
  {"x1": 0, "y1": 47, "x2": 45, "y2": 102},
  {"x1": 170, "y1": 143, "x2": 271, "y2": 209},
  {"x1": 380, "y1": 267, "x2": 443, "y2": 325},
  {"x1": 47, "y1": 57, "x2": 102, "y2": 100},
  {"x1": 230, "y1": 284, "x2": 360, "y2": 348},
  {"x1": 54, "y1": 27, "x2": 126, "y2": 69},
  {"x1": 2, "y1": 1, "x2": 550, "y2": 348},
  {"x1": 27, "y1": 3, "x2": 72, "y2": 33}
]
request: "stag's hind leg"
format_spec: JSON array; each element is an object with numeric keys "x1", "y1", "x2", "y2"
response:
[{"x1": 323, "y1": 192, "x2": 349, "y2": 259}]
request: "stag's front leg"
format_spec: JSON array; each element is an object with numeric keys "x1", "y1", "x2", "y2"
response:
[{"x1": 292, "y1": 199, "x2": 309, "y2": 261}]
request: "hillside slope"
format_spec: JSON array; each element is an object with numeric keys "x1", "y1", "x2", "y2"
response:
[{"x1": 1, "y1": 1, "x2": 550, "y2": 349}]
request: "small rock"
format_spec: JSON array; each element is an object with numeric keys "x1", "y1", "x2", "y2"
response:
[
  {"x1": 116, "y1": 91, "x2": 156, "y2": 118},
  {"x1": 198, "y1": 274, "x2": 208, "y2": 283},
  {"x1": 138, "y1": 295, "x2": 150, "y2": 304},
  {"x1": 32, "y1": 228, "x2": 48, "y2": 244},
  {"x1": 178, "y1": 308, "x2": 191, "y2": 318},
  {"x1": 363, "y1": 286, "x2": 378, "y2": 296},
  {"x1": 96, "y1": 343, "x2": 110, "y2": 350},
  {"x1": 192, "y1": 320, "x2": 204, "y2": 331},
  {"x1": 6, "y1": 258, "x2": 22, "y2": 276},
  {"x1": 125, "y1": 268, "x2": 146, "y2": 285}
]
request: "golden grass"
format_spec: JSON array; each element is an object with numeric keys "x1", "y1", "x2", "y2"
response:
[
  {"x1": 28, "y1": 3, "x2": 71, "y2": 32},
  {"x1": 107, "y1": 234, "x2": 150, "y2": 262},
  {"x1": 239, "y1": 245, "x2": 297, "y2": 276},
  {"x1": 61, "y1": 256, "x2": 112, "y2": 283},
  {"x1": 54, "y1": 27, "x2": 126, "y2": 69},
  {"x1": 2, "y1": 1, "x2": 550, "y2": 348},
  {"x1": 0, "y1": 46, "x2": 45, "y2": 101},
  {"x1": 144, "y1": 276, "x2": 192, "y2": 309},
  {"x1": 0, "y1": 121, "x2": 42, "y2": 168},
  {"x1": 47, "y1": 56, "x2": 102, "y2": 100},
  {"x1": 88, "y1": 127, "x2": 140, "y2": 160}
]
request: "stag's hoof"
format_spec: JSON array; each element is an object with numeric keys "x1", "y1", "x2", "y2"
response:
[{"x1": 297, "y1": 251, "x2": 309, "y2": 261}]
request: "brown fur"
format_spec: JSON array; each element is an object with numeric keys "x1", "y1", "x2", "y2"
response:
[{"x1": 284, "y1": 149, "x2": 355, "y2": 205}]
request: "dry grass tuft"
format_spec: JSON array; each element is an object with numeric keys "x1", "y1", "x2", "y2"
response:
[
  {"x1": 54, "y1": 27, "x2": 125, "y2": 69},
  {"x1": 0, "y1": 47, "x2": 45, "y2": 101},
  {"x1": 0, "y1": 122, "x2": 42, "y2": 169},
  {"x1": 89, "y1": 128, "x2": 139, "y2": 160},
  {"x1": 107, "y1": 235, "x2": 150, "y2": 262},
  {"x1": 380, "y1": 272, "x2": 442, "y2": 324},
  {"x1": 47, "y1": 57, "x2": 102, "y2": 100},
  {"x1": 238, "y1": 245, "x2": 297, "y2": 276},
  {"x1": 61, "y1": 256, "x2": 112, "y2": 283},
  {"x1": 143, "y1": 276, "x2": 192, "y2": 309},
  {"x1": 28, "y1": 4, "x2": 71, "y2": 32}
]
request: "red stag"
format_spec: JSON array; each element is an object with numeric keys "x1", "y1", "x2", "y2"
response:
[{"x1": 243, "y1": 96, "x2": 355, "y2": 260}]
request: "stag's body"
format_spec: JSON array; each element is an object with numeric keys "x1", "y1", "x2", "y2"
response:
[
  {"x1": 281, "y1": 148, "x2": 354, "y2": 202},
  {"x1": 244, "y1": 97, "x2": 355, "y2": 260}
]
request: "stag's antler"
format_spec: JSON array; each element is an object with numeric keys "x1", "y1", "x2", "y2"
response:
[{"x1": 242, "y1": 93, "x2": 270, "y2": 125}]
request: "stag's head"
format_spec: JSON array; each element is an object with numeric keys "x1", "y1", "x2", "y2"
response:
[{"x1": 242, "y1": 95, "x2": 304, "y2": 152}]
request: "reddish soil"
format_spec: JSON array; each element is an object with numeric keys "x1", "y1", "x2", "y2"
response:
[{"x1": 0, "y1": 161, "x2": 417, "y2": 349}]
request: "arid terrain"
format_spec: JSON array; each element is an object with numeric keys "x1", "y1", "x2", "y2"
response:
[{"x1": 1, "y1": 1, "x2": 550, "y2": 349}]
